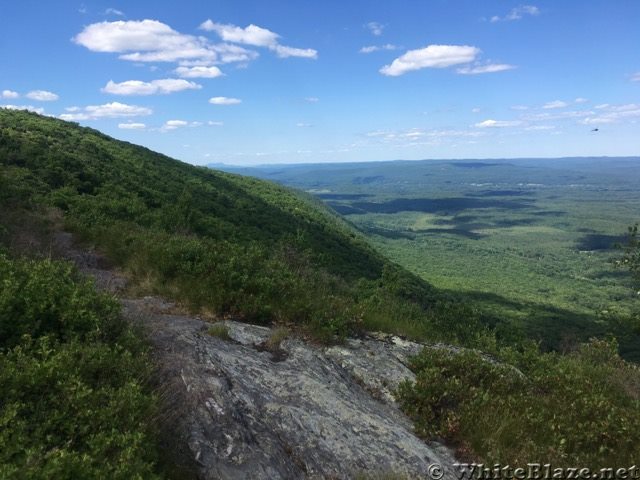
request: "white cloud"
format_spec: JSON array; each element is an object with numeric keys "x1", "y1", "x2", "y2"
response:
[
  {"x1": 456, "y1": 63, "x2": 515, "y2": 75},
  {"x1": 631, "y1": 72, "x2": 640, "y2": 82},
  {"x1": 359, "y1": 44, "x2": 398, "y2": 54},
  {"x1": 200, "y1": 20, "x2": 279, "y2": 47},
  {"x1": 209, "y1": 96, "x2": 241, "y2": 105},
  {"x1": 74, "y1": 20, "x2": 256, "y2": 66},
  {"x1": 525, "y1": 125, "x2": 556, "y2": 131},
  {"x1": 511, "y1": 105, "x2": 529, "y2": 111},
  {"x1": 174, "y1": 66, "x2": 223, "y2": 78},
  {"x1": 26, "y1": 90, "x2": 59, "y2": 101},
  {"x1": 208, "y1": 120, "x2": 224, "y2": 126},
  {"x1": 581, "y1": 117, "x2": 615, "y2": 125},
  {"x1": 161, "y1": 119, "x2": 188, "y2": 131},
  {"x1": 59, "y1": 102, "x2": 152, "y2": 121},
  {"x1": 118, "y1": 122, "x2": 146, "y2": 129},
  {"x1": 491, "y1": 5, "x2": 540, "y2": 22},
  {"x1": 1, "y1": 104, "x2": 45, "y2": 114},
  {"x1": 580, "y1": 103, "x2": 640, "y2": 125},
  {"x1": 574, "y1": 97, "x2": 588, "y2": 104},
  {"x1": 102, "y1": 78, "x2": 201, "y2": 95},
  {"x1": 105, "y1": 8, "x2": 124, "y2": 16},
  {"x1": 296, "y1": 122, "x2": 313, "y2": 128},
  {"x1": 543, "y1": 100, "x2": 568, "y2": 109},
  {"x1": 364, "y1": 128, "x2": 483, "y2": 145},
  {"x1": 199, "y1": 19, "x2": 317, "y2": 59},
  {"x1": 272, "y1": 45, "x2": 317, "y2": 59},
  {"x1": 305, "y1": 97, "x2": 319, "y2": 103},
  {"x1": 471, "y1": 108, "x2": 481, "y2": 113},
  {"x1": 160, "y1": 119, "x2": 204, "y2": 131},
  {"x1": 366, "y1": 22, "x2": 384, "y2": 36},
  {"x1": 524, "y1": 110, "x2": 593, "y2": 121},
  {"x1": 1, "y1": 90, "x2": 19, "y2": 99},
  {"x1": 380, "y1": 45, "x2": 480, "y2": 76},
  {"x1": 474, "y1": 119, "x2": 522, "y2": 128}
]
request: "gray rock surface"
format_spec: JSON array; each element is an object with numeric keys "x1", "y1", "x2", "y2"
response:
[
  {"x1": 54, "y1": 231, "x2": 459, "y2": 479},
  {"x1": 125, "y1": 298, "x2": 457, "y2": 480}
]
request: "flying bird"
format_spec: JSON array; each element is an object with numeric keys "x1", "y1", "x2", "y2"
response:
[{"x1": 591, "y1": 128, "x2": 599, "y2": 132}]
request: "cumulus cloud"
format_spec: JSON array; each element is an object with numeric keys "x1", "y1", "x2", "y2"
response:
[
  {"x1": 118, "y1": 122, "x2": 146, "y2": 129},
  {"x1": 102, "y1": 78, "x2": 201, "y2": 95},
  {"x1": 305, "y1": 97, "x2": 319, "y2": 103},
  {"x1": 59, "y1": 102, "x2": 152, "y2": 121},
  {"x1": 456, "y1": 63, "x2": 515, "y2": 75},
  {"x1": 380, "y1": 45, "x2": 480, "y2": 76},
  {"x1": 543, "y1": 100, "x2": 569, "y2": 109},
  {"x1": 1, "y1": 90, "x2": 19, "y2": 99},
  {"x1": 208, "y1": 120, "x2": 224, "y2": 126},
  {"x1": 26, "y1": 90, "x2": 59, "y2": 101},
  {"x1": 490, "y1": 5, "x2": 540, "y2": 22},
  {"x1": 200, "y1": 19, "x2": 317, "y2": 59},
  {"x1": 74, "y1": 20, "x2": 256, "y2": 65},
  {"x1": 1, "y1": 104, "x2": 45, "y2": 114},
  {"x1": 474, "y1": 119, "x2": 522, "y2": 128},
  {"x1": 200, "y1": 20, "x2": 279, "y2": 47},
  {"x1": 574, "y1": 97, "x2": 588, "y2": 104},
  {"x1": 359, "y1": 44, "x2": 398, "y2": 54},
  {"x1": 209, "y1": 96, "x2": 241, "y2": 105},
  {"x1": 366, "y1": 22, "x2": 384, "y2": 36},
  {"x1": 631, "y1": 72, "x2": 640, "y2": 82},
  {"x1": 174, "y1": 66, "x2": 223, "y2": 78}
]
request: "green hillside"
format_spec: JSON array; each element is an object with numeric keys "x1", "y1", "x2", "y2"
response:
[
  {"x1": 0, "y1": 109, "x2": 482, "y2": 343},
  {"x1": 2, "y1": 109, "x2": 640, "y2": 473}
]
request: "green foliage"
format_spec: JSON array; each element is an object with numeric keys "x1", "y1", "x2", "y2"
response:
[
  {"x1": 397, "y1": 338, "x2": 640, "y2": 468},
  {"x1": 0, "y1": 255, "x2": 121, "y2": 349},
  {"x1": 207, "y1": 323, "x2": 231, "y2": 340},
  {"x1": 234, "y1": 159, "x2": 640, "y2": 356},
  {"x1": 265, "y1": 326, "x2": 290, "y2": 351},
  {"x1": 0, "y1": 255, "x2": 160, "y2": 478},
  {"x1": 0, "y1": 109, "x2": 481, "y2": 345},
  {"x1": 615, "y1": 223, "x2": 640, "y2": 286}
]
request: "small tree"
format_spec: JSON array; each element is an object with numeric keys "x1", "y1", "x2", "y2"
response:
[{"x1": 615, "y1": 224, "x2": 640, "y2": 287}]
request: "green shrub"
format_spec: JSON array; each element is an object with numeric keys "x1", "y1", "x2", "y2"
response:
[
  {"x1": 397, "y1": 338, "x2": 640, "y2": 468},
  {"x1": 0, "y1": 255, "x2": 161, "y2": 478},
  {"x1": 0, "y1": 254, "x2": 121, "y2": 350}
]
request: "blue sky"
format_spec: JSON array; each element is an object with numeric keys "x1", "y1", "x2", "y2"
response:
[{"x1": 1, "y1": 0, "x2": 639, "y2": 165}]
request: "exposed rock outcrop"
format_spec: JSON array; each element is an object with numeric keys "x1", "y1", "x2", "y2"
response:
[
  {"x1": 127, "y1": 297, "x2": 457, "y2": 479},
  {"x1": 54, "y1": 232, "x2": 458, "y2": 479}
]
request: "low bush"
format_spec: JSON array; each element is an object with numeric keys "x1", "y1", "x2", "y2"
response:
[
  {"x1": 397, "y1": 338, "x2": 640, "y2": 467},
  {"x1": 0, "y1": 255, "x2": 161, "y2": 478}
]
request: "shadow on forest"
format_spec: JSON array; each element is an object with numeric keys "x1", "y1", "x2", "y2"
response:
[
  {"x1": 338, "y1": 197, "x2": 535, "y2": 215},
  {"x1": 441, "y1": 288, "x2": 640, "y2": 361},
  {"x1": 466, "y1": 190, "x2": 532, "y2": 197},
  {"x1": 576, "y1": 234, "x2": 626, "y2": 251},
  {"x1": 316, "y1": 193, "x2": 373, "y2": 200}
]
